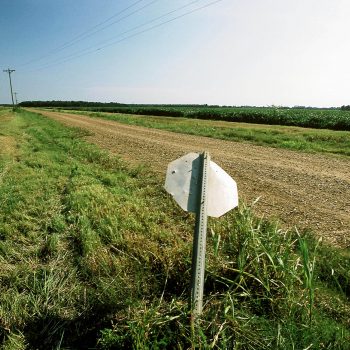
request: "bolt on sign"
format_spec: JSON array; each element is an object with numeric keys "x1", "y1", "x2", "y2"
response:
[{"x1": 165, "y1": 152, "x2": 238, "y2": 317}]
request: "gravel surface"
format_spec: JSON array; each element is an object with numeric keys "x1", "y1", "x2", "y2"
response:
[{"x1": 31, "y1": 109, "x2": 350, "y2": 247}]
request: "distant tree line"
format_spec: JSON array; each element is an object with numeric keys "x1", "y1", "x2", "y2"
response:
[
  {"x1": 18, "y1": 101, "x2": 232, "y2": 108},
  {"x1": 18, "y1": 100, "x2": 127, "y2": 107},
  {"x1": 340, "y1": 105, "x2": 350, "y2": 111}
]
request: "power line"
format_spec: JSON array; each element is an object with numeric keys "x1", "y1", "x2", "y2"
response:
[
  {"x1": 75, "y1": 0, "x2": 203, "y2": 58},
  {"x1": 52, "y1": 0, "x2": 160, "y2": 53},
  {"x1": 25, "y1": 0, "x2": 224, "y2": 73},
  {"x1": 56, "y1": 0, "x2": 146, "y2": 48},
  {"x1": 25, "y1": 0, "x2": 202, "y2": 71},
  {"x1": 17, "y1": 0, "x2": 155, "y2": 67},
  {"x1": 97, "y1": 0, "x2": 220, "y2": 52}
]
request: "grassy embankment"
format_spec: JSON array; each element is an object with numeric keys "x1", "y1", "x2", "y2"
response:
[
  {"x1": 53, "y1": 109, "x2": 350, "y2": 157},
  {"x1": 1, "y1": 108, "x2": 350, "y2": 349}
]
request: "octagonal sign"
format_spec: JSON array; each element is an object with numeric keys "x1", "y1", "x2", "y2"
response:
[{"x1": 164, "y1": 153, "x2": 238, "y2": 218}]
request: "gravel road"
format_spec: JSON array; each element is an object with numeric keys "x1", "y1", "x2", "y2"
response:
[{"x1": 30, "y1": 109, "x2": 350, "y2": 247}]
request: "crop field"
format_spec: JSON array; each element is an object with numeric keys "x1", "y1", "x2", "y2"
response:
[
  {"x1": 1, "y1": 108, "x2": 350, "y2": 349},
  {"x1": 33, "y1": 103, "x2": 350, "y2": 131}
]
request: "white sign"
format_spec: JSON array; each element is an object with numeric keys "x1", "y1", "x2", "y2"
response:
[{"x1": 165, "y1": 152, "x2": 238, "y2": 218}]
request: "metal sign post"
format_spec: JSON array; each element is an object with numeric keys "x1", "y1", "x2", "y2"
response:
[
  {"x1": 165, "y1": 151, "x2": 238, "y2": 318},
  {"x1": 191, "y1": 151, "x2": 209, "y2": 316}
]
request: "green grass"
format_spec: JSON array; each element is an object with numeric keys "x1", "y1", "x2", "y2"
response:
[
  {"x1": 54, "y1": 109, "x2": 350, "y2": 156},
  {"x1": 0, "y1": 107, "x2": 350, "y2": 349}
]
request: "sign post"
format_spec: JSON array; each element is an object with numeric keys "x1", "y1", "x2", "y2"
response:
[
  {"x1": 191, "y1": 151, "x2": 210, "y2": 315},
  {"x1": 165, "y1": 151, "x2": 238, "y2": 318}
]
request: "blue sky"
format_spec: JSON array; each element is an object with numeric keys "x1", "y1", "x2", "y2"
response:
[{"x1": 1, "y1": 0, "x2": 349, "y2": 106}]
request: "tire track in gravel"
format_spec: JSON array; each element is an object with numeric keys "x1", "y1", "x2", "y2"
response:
[{"x1": 30, "y1": 109, "x2": 350, "y2": 247}]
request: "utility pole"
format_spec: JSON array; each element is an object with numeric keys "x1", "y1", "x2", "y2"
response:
[
  {"x1": 14, "y1": 92, "x2": 18, "y2": 105},
  {"x1": 3, "y1": 68, "x2": 15, "y2": 110}
]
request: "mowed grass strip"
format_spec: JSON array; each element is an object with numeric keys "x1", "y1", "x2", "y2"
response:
[
  {"x1": 55, "y1": 109, "x2": 350, "y2": 156},
  {"x1": 0, "y1": 108, "x2": 350, "y2": 349}
]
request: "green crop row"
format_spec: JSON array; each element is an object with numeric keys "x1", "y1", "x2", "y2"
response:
[{"x1": 52, "y1": 106, "x2": 350, "y2": 131}]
